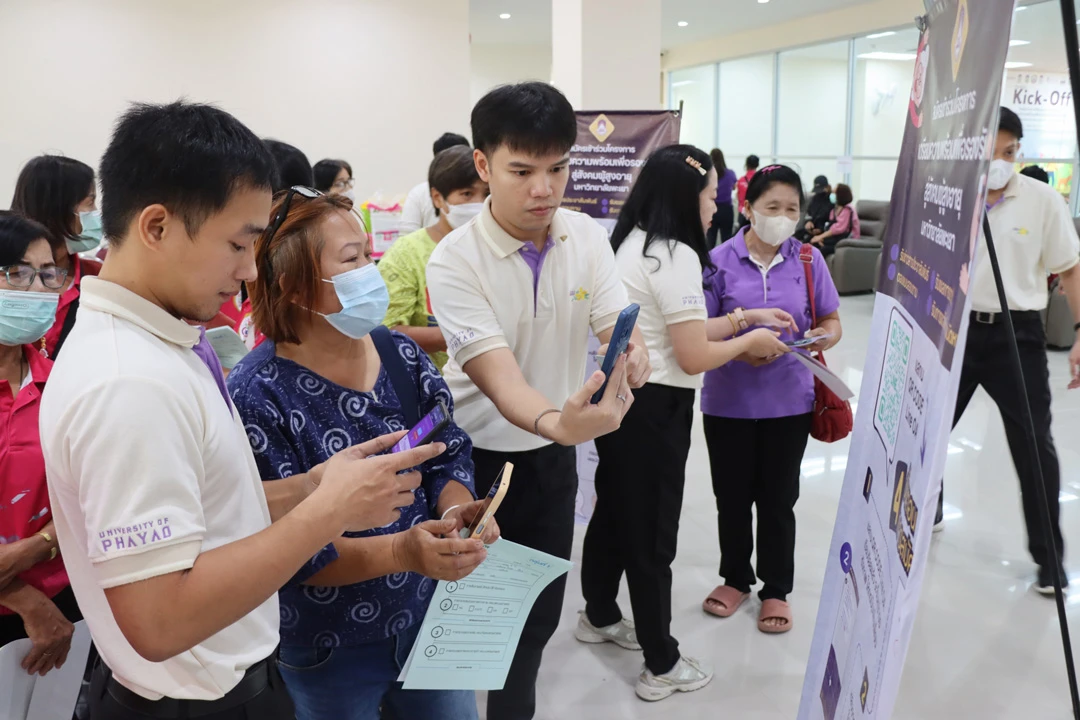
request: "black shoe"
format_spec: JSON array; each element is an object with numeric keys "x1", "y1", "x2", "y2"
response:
[{"x1": 1036, "y1": 566, "x2": 1067, "y2": 597}]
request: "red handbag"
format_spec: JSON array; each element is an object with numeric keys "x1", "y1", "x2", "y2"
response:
[{"x1": 800, "y1": 245, "x2": 853, "y2": 443}]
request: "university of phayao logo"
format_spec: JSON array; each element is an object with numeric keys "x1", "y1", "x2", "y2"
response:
[
  {"x1": 570, "y1": 287, "x2": 591, "y2": 302},
  {"x1": 589, "y1": 114, "x2": 614, "y2": 143}
]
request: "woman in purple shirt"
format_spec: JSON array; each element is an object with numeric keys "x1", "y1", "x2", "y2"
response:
[
  {"x1": 700, "y1": 165, "x2": 843, "y2": 634},
  {"x1": 707, "y1": 148, "x2": 738, "y2": 246}
]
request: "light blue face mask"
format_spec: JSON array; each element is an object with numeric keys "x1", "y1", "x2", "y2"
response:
[
  {"x1": 0, "y1": 290, "x2": 59, "y2": 346},
  {"x1": 829, "y1": 192, "x2": 838, "y2": 205},
  {"x1": 319, "y1": 264, "x2": 390, "y2": 339},
  {"x1": 68, "y1": 210, "x2": 103, "y2": 255}
]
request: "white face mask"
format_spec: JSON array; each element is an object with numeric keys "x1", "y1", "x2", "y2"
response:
[
  {"x1": 987, "y1": 159, "x2": 1015, "y2": 191},
  {"x1": 342, "y1": 188, "x2": 357, "y2": 203},
  {"x1": 444, "y1": 202, "x2": 484, "y2": 230},
  {"x1": 750, "y1": 210, "x2": 798, "y2": 247}
]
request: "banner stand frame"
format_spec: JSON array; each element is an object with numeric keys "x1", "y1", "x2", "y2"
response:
[{"x1": 979, "y1": 214, "x2": 1080, "y2": 719}]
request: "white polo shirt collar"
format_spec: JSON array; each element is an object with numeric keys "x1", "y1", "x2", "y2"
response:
[
  {"x1": 80, "y1": 276, "x2": 201, "y2": 348},
  {"x1": 477, "y1": 197, "x2": 572, "y2": 259}
]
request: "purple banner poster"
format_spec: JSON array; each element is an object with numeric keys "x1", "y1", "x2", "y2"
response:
[
  {"x1": 799, "y1": 1, "x2": 1014, "y2": 719},
  {"x1": 563, "y1": 111, "x2": 681, "y2": 234}
]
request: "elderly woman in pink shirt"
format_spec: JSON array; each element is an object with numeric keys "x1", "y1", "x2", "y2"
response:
[{"x1": 811, "y1": 182, "x2": 860, "y2": 258}]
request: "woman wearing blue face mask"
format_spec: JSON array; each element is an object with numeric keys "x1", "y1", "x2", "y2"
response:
[
  {"x1": 10, "y1": 155, "x2": 103, "y2": 359},
  {"x1": 378, "y1": 145, "x2": 488, "y2": 372},
  {"x1": 227, "y1": 189, "x2": 493, "y2": 720},
  {"x1": 0, "y1": 213, "x2": 81, "y2": 675}
]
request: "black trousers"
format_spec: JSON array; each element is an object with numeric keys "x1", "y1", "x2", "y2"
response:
[
  {"x1": 946, "y1": 313, "x2": 1064, "y2": 571},
  {"x1": 580, "y1": 383, "x2": 695, "y2": 676},
  {"x1": 706, "y1": 204, "x2": 736, "y2": 246},
  {"x1": 88, "y1": 656, "x2": 294, "y2": 720},
  {"x1": 472, "y1": 443, "x2": 577, "y2": 720},
  {"x1": 703, "y1": 413, "x2": 812, "y2": 601}
]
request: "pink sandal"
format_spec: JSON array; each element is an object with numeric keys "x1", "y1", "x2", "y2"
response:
[
  {"x1": 702, "y1": 585, "x2": 749, "y2": 618},
  {"x1": 757, "y1": 599, "x2": 793, "y2": 634}
]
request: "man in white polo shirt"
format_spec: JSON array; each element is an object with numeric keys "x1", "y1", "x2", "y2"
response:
[
  {"x1": 39, "y1": 101, "x2": 442, "y2": 720},
  {"x1": 426, "y1": 81, "x2": 651, "y2": 720},
  {"x1": 940, "y1": 106, "x2": 1080, "y2": 595}
]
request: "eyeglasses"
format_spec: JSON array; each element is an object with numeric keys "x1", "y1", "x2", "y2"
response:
[
  {"x1": 332, "y1": 178, "x2": 355, "y2": 190},
  {"x1": 0, "y1": 264, "x2": 68, "y2": 290}
]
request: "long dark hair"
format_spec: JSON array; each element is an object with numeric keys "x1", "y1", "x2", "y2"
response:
[
  {"x1": 709, "y1": 148, "x2": 727, "y2": 175},
  {"x1": 11, "y1": 155, "x2": 95, "y2": 248},
  {"x1": 611, "y1": 144, "x2": 714, "y2": 272}
]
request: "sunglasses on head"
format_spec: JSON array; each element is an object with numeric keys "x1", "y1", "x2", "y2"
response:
[
  {"x1": 264, "y1": 185, "x2": 323, "y2": 245},
  {"x1": 260, "y1": 185, "x2": 370, "y2": 278}
]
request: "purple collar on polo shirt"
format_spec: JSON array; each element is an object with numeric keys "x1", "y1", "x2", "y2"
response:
[
  {"x1": 731, "y1": 227, "x2": 799, "y2": 264},
  {"x1": 519, "y1": 237, "x2": 555, "y2": 306},
  {"x1": 192, "y1": 326, "x2": 233, "y2": 412}
]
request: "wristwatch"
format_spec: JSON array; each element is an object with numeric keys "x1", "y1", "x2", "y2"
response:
[{"x1": 733, "y1": 307, "x2": 749, "y2": 331}]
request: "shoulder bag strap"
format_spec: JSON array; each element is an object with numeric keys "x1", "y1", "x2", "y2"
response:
[
  {"x1": 799, "y1": 244, "x2": 817, "y2": 327},
  {"x1": 799, "y1": 244, "x2": 827, "y2": 366},
  {"x1": 370, "y1": 326, "x2": 421, "y2": 427}
]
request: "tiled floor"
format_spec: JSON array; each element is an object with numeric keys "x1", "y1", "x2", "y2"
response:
[{"x1": 494, "y1": 294, "x2": 1080, "y2": 719}]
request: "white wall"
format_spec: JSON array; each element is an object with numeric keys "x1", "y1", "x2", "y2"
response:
[
  {"x1": 851, "y1": 57, "x2": 913, "y2": 200},
  {"x1": 470, "y1": 44, "x2": 553, "y2": 109},
  {"x1": 776, "y1": 57, "x2": 849, "y2": 157},
  {"x1": 718, "y1": 54, "x2": 775, "y2": 169},
  {"x1": 670, "y1": 65, "x2": 716, "y2": 151},
  {"x1": 0, "y1": 0, "x2": 471, "y2": 207}
]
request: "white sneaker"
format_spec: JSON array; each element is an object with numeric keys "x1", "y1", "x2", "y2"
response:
[
  {"x1": 574, "y1": 612, "x2": 641, "y2": 650},
  {"x1": 635, "y1": 655, "x2": 714, "y2": 702}
]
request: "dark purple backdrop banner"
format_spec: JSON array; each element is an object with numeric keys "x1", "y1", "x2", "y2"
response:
[
  {"x1": 563, "y1": 111, "x2": 681, "y2": 225},
  {"x1": 876, "y1": 0, "x2": 1013, "y2": 370}
]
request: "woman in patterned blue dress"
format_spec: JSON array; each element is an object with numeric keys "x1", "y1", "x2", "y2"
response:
[{"x1": 228, "y1": 190, "x2": 495, "y2": 720}]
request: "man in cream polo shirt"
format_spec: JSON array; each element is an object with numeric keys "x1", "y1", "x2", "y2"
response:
[
  {"x1": 39, "y1": 102, "x2": 441, "y2": 720},
  {"x1": 941, "y1": 107, "x2": 1080, "y2": 596},
  {"x1": 426, "y1": 82, "x2": 651, "y2": 720}
]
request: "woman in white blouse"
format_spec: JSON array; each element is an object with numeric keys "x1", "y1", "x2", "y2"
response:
[{"x1": 575, "y1": 145, "x2": 793, "y2": 702}]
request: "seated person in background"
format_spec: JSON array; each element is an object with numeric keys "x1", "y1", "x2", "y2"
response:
[
  {"x1": 0, "y1": 213, "x2": 75, "y2": 676},
  {"x1": 314, "y1": 159, "x2": 355, "y2": 199},
  {"x1": 1020, "y1": 164, "x2": 1050, "y2": 184},
  {"x1": 812, "y1": 182, "x2": 860, "y2": 258},
  {"x1": 399, "y1": 133, "x2": 471, "y2": 234},
  {"x1": 229, "y1": 188, "x2": 495, "y2": 720},
  {"x1": 796, "y1": 175, "x2": 832, "y2": 242},
  {"x1": 10, "y1": 155, "x2": 103, "y2": 359},
  {"x1": 379, "y1": 145, "x2": 488, "y2": 372},
  {"x1": 264, "y1": 139, "x2": 314, "y2": 192}
]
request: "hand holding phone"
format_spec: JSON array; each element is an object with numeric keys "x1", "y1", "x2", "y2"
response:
[
  {"x1": 592, "y1": 304, "x2": 639, "y2": 403},
  {"x1": 459, "y1": 463, "x2": 512, "y2": 540},
  {"x1": 786, "y1": 334, "x2": 833, "y2": 349},
  {"x1": 391, "y1": 401, "x2": 450, "y2": 454}
]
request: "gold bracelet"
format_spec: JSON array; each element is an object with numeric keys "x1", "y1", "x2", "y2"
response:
[
  {"x1": 727, "y1": 313, "x2": 739, "y2": 334},
  {"x1": 36, "y1": 531, "x2": 57, "y2": 561}
]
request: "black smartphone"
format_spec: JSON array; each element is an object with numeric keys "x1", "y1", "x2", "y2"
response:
[
  {"x1": 591, "y1": 304, "x2": 640, "y2": 404},
  {"x1": 391, "y1": 400, "x2": 450, "y2": 453}
]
